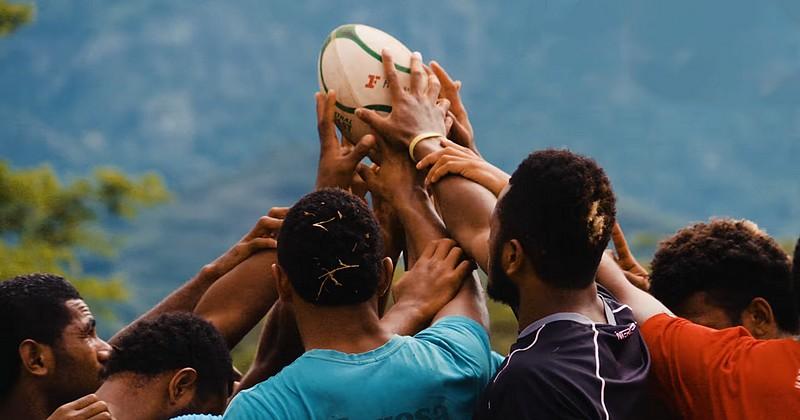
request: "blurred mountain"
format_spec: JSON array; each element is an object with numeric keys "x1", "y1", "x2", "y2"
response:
[{"x1": 2, "y1": 0, "x2": 800, "y2": 320}]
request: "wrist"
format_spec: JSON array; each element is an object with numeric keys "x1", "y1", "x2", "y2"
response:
[{"x1": 410, "y1": 135, "x2": 446, "y2": 162}]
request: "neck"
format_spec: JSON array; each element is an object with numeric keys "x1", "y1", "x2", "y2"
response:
[
  {"x1": 516, "y1": 279, "x2": 606, "y2": 333},
  {"x1": 293, "y1": 299, "x2": 393, "y2": 353},
  {"x1": 0, "y1": 382, "x2": 51, "y2": 419},
  {"x1": 95, "y1": 375, "x2": 162, "y2": 420}
]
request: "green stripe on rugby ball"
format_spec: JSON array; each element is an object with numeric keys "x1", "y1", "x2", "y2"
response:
[{"x1": 319, "y1": 24, "x2": 411, "y2": 114}]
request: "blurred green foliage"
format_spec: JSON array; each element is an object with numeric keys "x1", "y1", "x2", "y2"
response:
[
  {"x1": 0, "y1": 0, "x2": 33, "y2": 36},
  {"x1": 0, "y1": 161, "x2": 170, "y2": 317}
]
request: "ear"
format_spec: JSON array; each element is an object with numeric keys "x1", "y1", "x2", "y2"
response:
[
  {"x1": 274, "y1": 264, "x2": 293, "y2": 303},
  {"x1": 502, "y1": 239, "x2": 526, "y2": 277},
  {"x1": 377, "y1": 257, "x2": 394, "y2": 297},
  {"x1": 168, "y1": 368, "x2": 199, "y2": 407},
  {"x1": 740, "y1": 297, "x2": 779, "y2": 339},
  {"x1": 18, "y1": 339, "x2": 54, "y2": 377}
]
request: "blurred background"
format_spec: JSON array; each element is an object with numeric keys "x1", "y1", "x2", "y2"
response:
[{"x1": 2, "y1": 0, "x2": 800, "y2": 368}]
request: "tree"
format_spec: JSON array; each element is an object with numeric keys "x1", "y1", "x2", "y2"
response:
[
  {"x1": 0, "y1": 0, "x2": 33, "y2": 36},
  {"x1": 0, "y1": 161, "x2": 170, "y2": 317}
]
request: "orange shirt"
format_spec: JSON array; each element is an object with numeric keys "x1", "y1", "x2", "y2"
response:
[{"x1": 641, "y1": 313, "x2": 800, "y2": 420}]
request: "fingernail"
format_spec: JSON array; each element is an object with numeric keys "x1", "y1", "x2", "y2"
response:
[{"x1": 413, "y1": 51, "x2": 422, "y2": 60}]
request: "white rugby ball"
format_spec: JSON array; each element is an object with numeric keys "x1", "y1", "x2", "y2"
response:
[{"x1": 318, "y1": 24, "x2": 413, "y2": 144}]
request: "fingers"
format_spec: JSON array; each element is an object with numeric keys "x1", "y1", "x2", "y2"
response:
[
  {"x1": 445, "y1": 114, "x2": 454, "y2": 134},
  {"x1": 432, "y1": 238, "x2": 456, "y2": 260},
  {"x1": 435, "y1": 97, "x2": 451, "y2": 119},
  {"x1": 611, "y1": 223, "x2": 632, "y2": 260},
  {"x1": 453, "y1": 259, "x2": 473, "y2": 279},
  {"x1": 430, "y1": 60, "x2": 456, "y2": 88},
  {"x1": 430, "y1": 61, "x2": 467, "y2": 118},
  {"x1": 449, "y1": 116, "x2": 472, "y2": 149},
  {"x1": 86, "y1": 413, "x2": 113, "y2": 420},
  {"x1": 445, "y1": 245, "x2": 464, "y2": 267},
  {"x1": 381, "y1": 49, "x2": 402, "y2": 97},
  {"x1": 64, "y1": 394, "x2": 100, "y2": 410},
  {"x1": 426, "y1": 160, "x2": 461, "y2": 187},
  {"x1": 356, "y1": 162, "x2": 378, "y2": 188},
  {"x1": 348, "y1": 134, "x2": 376, "y2": 165},
  {"x1": 249, "y1": 237, "x2": 279, "y2": 250},
  {"x1": 354, "y1": 108, "x2": 387, "y2": 132},
  {"x1": 75, "y1": 400, "x2": 110, "y2": 419},
  {"x1": 268, "y1": 207, "x2": 289, "y2": 219},
  {"x1": 424, "y1": 64, "x2": 441, "y2": 101},
  {"x1": 415, "y1": 148, "x2": 447, "y2": 169},
  {"x1": 409, "y1": 51, "x2": 425, "y2": 95},
  {"x1": 316, "y1": 90, "x2": 338, "y2": 151}
]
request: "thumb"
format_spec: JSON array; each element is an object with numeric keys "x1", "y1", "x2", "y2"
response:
[
  {"x1": 355, "y1": 108, "x2": 386, "y2": 131},
  {"x1": 348, "y1": 134, "x2": 376, "y2": 164},
  {"x1": 356, "y1": 162, "x2": 377, "y2": 187}
]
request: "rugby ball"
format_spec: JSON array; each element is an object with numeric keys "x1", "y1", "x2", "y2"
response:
[{"x1": 318, "y1": 24, "x2": 413, "y2": 144}]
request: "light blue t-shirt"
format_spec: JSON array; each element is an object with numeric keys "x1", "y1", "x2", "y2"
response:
[
  {"x1": 171, "y1": 415, "x2": 221, "y2": 420},
  {"x1": 223, "y1": 316, "x2": 494, "y2": 419}
]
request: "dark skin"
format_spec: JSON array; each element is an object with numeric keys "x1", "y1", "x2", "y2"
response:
[
  {"x1": 358, "y1": 50, "x2": 605, "y2": 330},
  {"x1": 111, "y1": 215, "x2": 282, "y2": 345},
  {"x1": 2, "y1": 300, "x2": 112, "y2": 420},
  {"x1": 356, "y1": 51, "x2": 495, "y2": 272}
]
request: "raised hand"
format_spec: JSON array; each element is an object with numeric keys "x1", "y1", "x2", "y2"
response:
[
  {"x1": 200, "y1": 211, "x2": 284, "y2": 279},
  {"x1": 430, "y1": 61, "x2": 478, "y2": 155},
  {"x1": 415, "y1": 139, "x2": 510, "y2": 196},
  {"x1": 47, "y1": 394, "x2": 114, "y2": 420},
  {"x1": 390, "y1": 238, "x2": 473, "y2": 322},
  {"x1": 315, "y1": 90, "x2": 376, "y2": 190},
  {"x1": 610, "y1": 223, "x2": 651, "y2": 291},
  {"x1": 355, "y1": 50, "x2": 450, "y2": 151},
  {"x1": 356, "y1": 140, "x2": 420, "y2": 206}
]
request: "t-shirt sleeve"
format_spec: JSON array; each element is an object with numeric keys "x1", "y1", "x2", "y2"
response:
[
  {"x1": 170, "y1": 415, "x2": 222, "y2": 420},
  {"x1": 640, "y1": 313, "x2": 755, "y2": 414},
  {"x1": 414, "y1": 316, "x2": 494, "y2": 389},
  {"x1": 223, "y1": 380, "x2": 299, "y2": 419}
]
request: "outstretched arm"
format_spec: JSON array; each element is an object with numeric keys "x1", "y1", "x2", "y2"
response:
[
  {"x1": 110, "y1": 215, "x2": 281, "y2": 344},
  {"x1": 356, "y1": 51, "x2": 495, "y2": 271},
  {"x1": 596, "y1": 225, "x2": 671, "y2": 324}
]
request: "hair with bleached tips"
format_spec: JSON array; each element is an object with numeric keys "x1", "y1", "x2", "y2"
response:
[
  {"x1": 277, "y1": 188, "x2": 384, "y2": 306},
  {"x1": 650, "y1": 219, "x2": 798, "y2": 333},
  {"x1": 497, "y1": 149, "x2": 616, "y2": 289}
]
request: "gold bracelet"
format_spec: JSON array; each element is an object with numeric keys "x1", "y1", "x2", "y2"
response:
[{"x1": 408, "y1": 132, "x2": 443, "y2": 162}]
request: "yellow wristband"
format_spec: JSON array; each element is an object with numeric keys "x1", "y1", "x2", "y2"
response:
[{"x1": 408, "y1": 132, "x2": 443, "y2": 162}]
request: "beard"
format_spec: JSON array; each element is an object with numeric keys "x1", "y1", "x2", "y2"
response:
[{"x1": 487, "y1": 240, "x2": 521, "y2": 311}]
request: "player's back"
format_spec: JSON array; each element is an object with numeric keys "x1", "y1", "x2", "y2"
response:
[
  {"x1": 223, "y1": 316, "x2": 494, "y2": 420},
  {"x1": 474, "y1": 293, "x2": 650, "y2": 420}
]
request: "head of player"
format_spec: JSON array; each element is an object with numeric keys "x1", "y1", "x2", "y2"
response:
[
  {"x1": 95, "y1": 312, "x2": 233, "y2": 419},
  {"x1": 487, "y1": 149, "x2": 616, "y2": 310},
  {"x1": 649, "y1": 219, "x2": 797, "y2": 339},
  {"x1": 274, "y1": 188, "x2": 392, "y2": 324},
  {"x1": 0, "y1": 273, "x2": 112, "y2": 418}
]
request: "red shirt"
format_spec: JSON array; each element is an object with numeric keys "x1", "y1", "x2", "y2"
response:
[{"x1": 641, "y1": 313, "x2": 800, "y2": 420}]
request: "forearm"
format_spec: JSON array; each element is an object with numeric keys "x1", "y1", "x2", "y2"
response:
[
  {"x1": 194, "y1": 250, "x2": 279, "y2": 348},
  {"x1": 110, "y1": 263, "x2": 223, "y2": 344},
  {"x1": 483, "y1": 164, "x2": 511, "y2": 197},
  {"x1": 596, "y1": 253, "x2": 671, "y2": 324},
  {"x1": 417, "y1": 140, "x2": 495, "y2": 270},
  {"x1": 392, "y1": 187, "x2": 447, "y2": 267}
]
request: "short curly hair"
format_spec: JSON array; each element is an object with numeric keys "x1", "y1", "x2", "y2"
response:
[
  {"x1": 278, "y1": 188, "x2": 384, "y2": 305},
  {"x1": 103, "y1": 312, "x2": 232, "y2": 398},
  {"x1": 650, "y1": 219, "x2": 798, "y2": 333},
  {"x1": 497, "y1": 149, "x2": 616, "y2": 289},
  {"x1": 0, "y1": 273, "x2": 81, "y2": 398}
]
